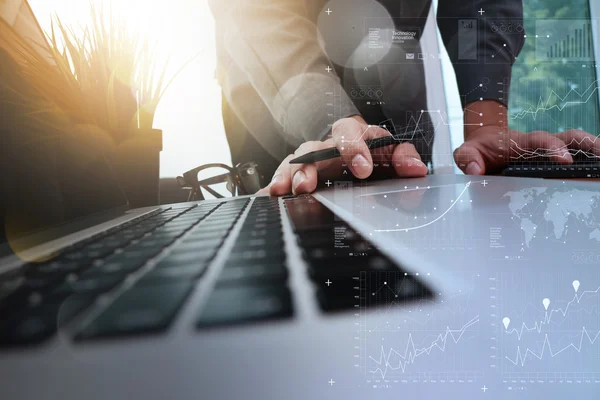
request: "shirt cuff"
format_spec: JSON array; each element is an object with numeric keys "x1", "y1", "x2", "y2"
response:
[{"x1": 454, "y1": 62, "x2": 513, "y2": 108}]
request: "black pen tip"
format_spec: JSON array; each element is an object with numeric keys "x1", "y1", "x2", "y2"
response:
[{"x1": 289, "y1": 154, "x2": 312, "y2": 164}]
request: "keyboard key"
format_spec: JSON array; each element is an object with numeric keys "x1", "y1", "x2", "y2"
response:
[
  {"x1": 75, "y1": 282, "x2": 193, "y2": 340},
  {"x1": 307, "y1": 255, "x2": 396, "y2": 280},
  {"x1": 315, "y1": 280, "x2": 358, "y2": 312},
  {"x1": 209, "y1": 210, "x2": 241, "y2": 218},
  {"x1": 151, "y1": 227, "x2": 188, "y2": 238},
  {"x1": 52, "y1": 275, "x2": 124, "y2": 297},
  {"x1": 157, "y1": 249, "x2": 216, "y2": 267},
  {"x1": 28, "y1": 260, "x2": 83, "y2": 276},
  {"x1": 12, "y1": 272, "x2": 62, "y2": 293},
  {"x1": 137, "y1": 264, "x2": 208, "y2": 284},
  {"x1": 231, "y1": 237, "x2": 283, "y2": 251},
  {"x1": 134, "y1": 237, "x2": 173, "y2": 250},
  {"x1": 227, "y1": 249, "x2": 285, "y2": 264},
  {"x1": 240, "y1": 228, "x2": 281, "y2": 239},
  {"x1": 316, "y1": 263, "x2": 432, "y2": 312},
  {"x1": 179, "y1": 237, "x2": 224, "y2": 250},
  {"x1": 116, "y1": 247, "x2": 164, "y2": 260},
  {"x1": 79, "y1": 257, "x2": 147, "y2": 279},
  {"x1": 63, "y1": 252, "x2": 90, "y2": 262},
  {"x1": 110, "y1": 232, "x2": 138, "y2": 243},
  {"x1": 187, "y1": 227, "x2": 230, "y2": 238},
  {"x1": 172, "y1": 240, "x2": 224, "y2": 253},
  {"x1": 0, "y1": 273, "x2": 24, "y2": 301},
  {"x1": 249, "y1": 221, "x2": 282, "y2": 230},
  {"x1": 217, "y1": 263, "x2": 288, "y2": 285},
  {"x1": 162, "y1": 220, "x2": 195, "y2": 230},
  {"x1": 285, "y1": 196, "x2": 337, "y2": 231},
  {"x1": 197, "y1": 286, "x2": 293, "y2": 328},
  {"x1": 0, "y1": 294, "x2": 95, "y2": 346},
  {"x1": 197, "y1": 221, "x2": 237, "y2": 231},
  {"x1": 285, "y1": 195, "x2": 433, "y2": 313},
  {"x1": 157, "y1": 226, "x2": 188, "y2": 236}
]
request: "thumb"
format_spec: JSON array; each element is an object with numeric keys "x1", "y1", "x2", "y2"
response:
[{"x1": 453, "y1": 142, "x2": 487, "y2": 175}]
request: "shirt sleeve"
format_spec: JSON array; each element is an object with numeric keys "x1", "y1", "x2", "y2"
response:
[
  {"x1": 437, "y1": 0, "x2": 525, "y2": 107},
  {"x1": 209, "y1": 0, "x2": 359, "y2": 145}
]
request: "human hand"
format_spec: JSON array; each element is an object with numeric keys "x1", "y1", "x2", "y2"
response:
[
  {"x1": 454, "y1": 100, "x2": 600, "y2": 175},
  {"x1": 454, "y1": 126, "x2": 600, "y2": 175},
  {"x1": 260, "y1": 116, "x2": 428, "y2": 196}
]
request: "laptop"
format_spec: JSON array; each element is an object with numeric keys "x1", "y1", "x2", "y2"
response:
[
  {"x1": 2, "y1": 9, "x2": 599, "y2": 400},
  {"x1": 2, "y1": 106, "x2": 600, "y2": 400}
]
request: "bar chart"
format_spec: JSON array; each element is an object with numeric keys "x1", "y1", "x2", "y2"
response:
[{"x1": 535, "y1": 19, "x2": 597, "y2": 61}]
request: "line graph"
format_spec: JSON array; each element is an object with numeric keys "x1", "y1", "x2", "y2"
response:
[
  {"x1": 505, "y1": 283, "x2": 600, "y2": 340},
  {"x1": 359, "y1": 272, "x2": 484, "y2": 385},
  {"x1": 372, "y1": 181, "x2": 472, "y2": 233},
  {"x1": 508, "y1": 76, "x2": 600, "y2": 140},
  {"x1": 510, "y1": 80, "x2": 600, "y2": 121},
  {"x1": 366, "y1": 279, "x2": 476, "y2": 332},
  {"x1": 340, "y1": 109, "x2": 482, "y2": 148},
  {"x1": 500, "y1": 275, "x2": 600, "y2": 380},
  {"x1": 369, "y1": 316, "x2": 480, "y2": 378},
  {"x1": 509, "y1": 137, "x2": 600, "y2": 161},
  {"x1": 358, "y1": 180, "x2": 486, "y2": 198},
  {"x1": 351, "y1": 178, "x2": 486, "y2": 251},
  {"x1": 506, "y1": 328, "x2": 600, "y2": 366}
]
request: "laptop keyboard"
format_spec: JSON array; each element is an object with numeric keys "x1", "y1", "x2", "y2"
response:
[
  {"x1": 284, "y1": 195, "x2": 431, "y2": 311},
  {"x1": 0, "y1": 196, "x2": 429, "y2": 347},
  {"x1": 0, "y1": 202, "x2": 229, "y2": 345},
  {"x1": 503, "y1": 162, "x2": 600, "y2": 178},
  {"x1": 75, "y1": 199, "x2": 250, "y2": 340},
  {"x1": 197, "y1": 197, "x2": 292, "y2": 328}
]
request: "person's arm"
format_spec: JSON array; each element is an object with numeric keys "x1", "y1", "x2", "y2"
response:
[
  {"x1": 439, "y1": 2, "x2": 600, "y2": 175},
  {"x1": 209, "y1": 0, "x2": 359, "y2": 147},
  {"x1": 438, "y1": 0, "x2": 527, "y2": 174},
  {"x1": 437, "y1": 0, "x2": 524, "y2": 112}
]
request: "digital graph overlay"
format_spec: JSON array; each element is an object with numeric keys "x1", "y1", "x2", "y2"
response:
[
  {"x1": 508, "y1": 77, "x2": 600, "y2": 162},
  {"x1": 368, "y1": 181, "x2": 472, "y2": 233},
  {"x1": 332, "y1": 79, "x2": 498, "y2": 164},
  {"x1": 358, "y1": 272, "x2": 484, "y2": 384},
  {"x1": 535, "y1": 20, "x2": 596, "y2": 62},
  {"x1": 350, "y1": 179, "x2": 490, "y2": 251},
  {"x1": 503, "y1": 185, "x2": 600, "y2": 251},
  {"x1": 499, "y1": 274, "x2": 600, "y2": 382}
]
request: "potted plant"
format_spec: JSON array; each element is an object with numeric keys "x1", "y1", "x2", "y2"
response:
[{"x1": 1, "y1": 2, "x2": 193, "y2": 208}]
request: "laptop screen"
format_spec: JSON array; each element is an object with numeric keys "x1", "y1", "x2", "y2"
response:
[{"x1": 0, "y1": 49, "x2": 129, "y2": 254}]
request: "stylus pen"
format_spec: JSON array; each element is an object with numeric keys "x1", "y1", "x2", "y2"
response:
[{"x1": 289, "y1": 135, "x2": 408, "y2": 164}]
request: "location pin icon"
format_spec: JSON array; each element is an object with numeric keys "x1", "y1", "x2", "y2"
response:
[
  {"x1": 543, "y1": 298, "x2": 550, "y2": 310},
  {"x1": 573, "y1": 280, "x2": 580, "y2": 293},
  {"x1": 502, "y1": 317, "x2": 510, "y2": 330}
]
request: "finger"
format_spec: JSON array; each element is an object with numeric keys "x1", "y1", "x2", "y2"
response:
[
  {"x1": 555, "y1": 129, "x2": 600, "y2": 160},
  {"x1": 454, "y1": 141, "x2": 488, "y2": 175},
  {"x1": 291, "y1": 164, "x2": 318, "y2": 195},
  {"x1": 331, "y1": 119, "x2": 390, "y2": 179},
  {"x1": 269, "y1": 154, "x2": 295, "y2": 196},
  {"x1": 391, "y1": 142, "x2": 428, "y2": 177},
  {"x1": 514, "y1": 131, "x2": 573, "y2": 164},
  {"x1": 289, "y1": 141, "x2": 336, "y2": 195},
  {"x1": 256, "y1": 187, "x2": 270, "y2": 196}
]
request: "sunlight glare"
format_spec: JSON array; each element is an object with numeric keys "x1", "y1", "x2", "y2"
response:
[{"x1": 28, "y1": 0, "x2": 231, "y2": 178}]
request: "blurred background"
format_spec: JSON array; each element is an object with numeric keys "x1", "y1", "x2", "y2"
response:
[{"x1": 28, "y1": 0, "x2": 231, "y2": 179}]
